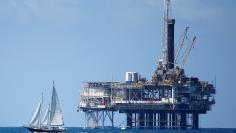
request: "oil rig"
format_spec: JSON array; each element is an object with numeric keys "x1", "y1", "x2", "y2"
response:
[{"x1": 78, "y1": 0, "x2": 215, "y2": 129}]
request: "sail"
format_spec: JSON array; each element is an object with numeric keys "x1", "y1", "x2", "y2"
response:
[
  {"x1": 29, "y1": 101, "x2": 42, "y2": 126},
  {"x1": 49, "y1": 84, "x2": 64, "y2": 126},
  {"x1": 41, "y1": 104, "x2": 50, "y2": 126}
]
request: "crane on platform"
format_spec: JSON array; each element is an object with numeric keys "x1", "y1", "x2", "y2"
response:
[
  {"x1": 174, "y1": 27, "x2": 189, "y2": 64},
  {"x1": 174, "y1": 36, "x2": 197, "y2": 81},
  {"x1": 181, "y1": 36, "x2": 197, "y2": 68}
]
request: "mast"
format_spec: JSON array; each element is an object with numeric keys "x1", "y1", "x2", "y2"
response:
[{"x1": 39, "y1": 93, "x2": 43, "y2": 128}]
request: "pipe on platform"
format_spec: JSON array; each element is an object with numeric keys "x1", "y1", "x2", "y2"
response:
[{"x1": 166, "y1": 19, "x2": 175, "y2": 69}]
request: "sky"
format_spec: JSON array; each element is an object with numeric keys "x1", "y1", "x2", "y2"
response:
[{"x1": 0, "y1": 0, "x2": 236, "y2": 128}]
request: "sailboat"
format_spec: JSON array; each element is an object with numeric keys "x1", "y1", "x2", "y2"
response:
[{"x1": 24, "y1": 82, "x2": 66, "y2": 132}]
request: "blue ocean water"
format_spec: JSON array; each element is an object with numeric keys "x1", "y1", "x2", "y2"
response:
[{"x1": 0, "y1": 127, "x2": 236, "y2": 133}]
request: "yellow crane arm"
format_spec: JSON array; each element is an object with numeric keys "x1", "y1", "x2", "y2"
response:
[
  {"x1": 181, "y1": 36, "x2": 197, "y2": 67},
  {"x1": 174, "y1": 27, "x2": 189, "y2": 64}
]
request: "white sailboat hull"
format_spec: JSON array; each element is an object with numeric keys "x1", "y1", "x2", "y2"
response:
[{"x1": 24, "y1": 125, "x2": 66, "y2": 132}]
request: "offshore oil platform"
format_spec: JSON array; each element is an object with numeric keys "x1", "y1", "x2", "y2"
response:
[{"x1": 78, "y1": 0, "x2": 215, "y2": 129}]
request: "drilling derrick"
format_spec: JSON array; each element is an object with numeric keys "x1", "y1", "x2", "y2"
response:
[
  {"x1": 164, "y1": 0, "x2": 175, "y2": 69},
  {"x1": 78, "y1": 0, "x2": 215, "y2": 130}
]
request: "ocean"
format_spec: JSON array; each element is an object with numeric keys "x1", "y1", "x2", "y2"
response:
[{"x1": 0, "y1": 127, "x2": 236, "y2": 133}]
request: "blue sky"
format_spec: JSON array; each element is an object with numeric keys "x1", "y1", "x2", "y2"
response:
[{"x1": 0, "y1": 0, "x2": 236, "y2": 128}]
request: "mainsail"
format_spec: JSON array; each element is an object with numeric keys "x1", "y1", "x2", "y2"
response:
[
  {"x1": 41, "y1": 104, "x2": 50, "y2": 126},
  {"x1": 49, "y1": 84, "x2": 64, "y2": 126},
  {"x1": 29, "y1": 101, "x2": 42, "y2": 126}
]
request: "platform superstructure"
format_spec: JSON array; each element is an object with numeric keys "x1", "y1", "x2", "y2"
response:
[{"x1": 78, "y1": 0, "x2": 215, "y2": 129}]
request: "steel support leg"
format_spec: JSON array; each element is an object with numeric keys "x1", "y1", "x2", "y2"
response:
[
  {"x1": 153, "y1": 113, "x2": 156, "y2": 128},
  {"x1": 148, "y1": 112, "x2": 153, "y2": 128},
  {"x1": 127, "y1": 112, "x2": 132, "y2": 128},
  {"x1": 193, "y1": 113, "x2": 199, "y2": 129},
  {"x1": 160, "y1": 112, "x2": 167, "y2": 129},
  {"x1": 180, "y1": 113, "x2": 187, "y2": 129},
  {"x1": 172, "y1": 113, "x2": 176, "y2": 129},
  {"x1": 138, "y1": 112, "x2": 145, "y2": 129}
]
